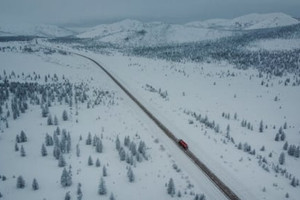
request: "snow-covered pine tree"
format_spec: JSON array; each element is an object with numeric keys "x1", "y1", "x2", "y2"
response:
[
  {"x1": 96, "y1": 158, "x2": 101, "y2": 167},
  {"x1": 47, "y1": 114, "x2": 53, "y2": 125},
  {"x1": 61, "y1": 167, "x2": 72, "y2": 187},
  {"x1": 76, "y1": 144, "x2": 80, "y2": 157},
  {"x1": 88, "y1": 156, "x2": 93, "y2": 166},
  {"x1": 54, "y1": 115, "x2": 58, "y2": 125},
  {"x1": 20, "y1": 145, "x2": 26, "y2": 157},
  {"x1": 291, "y1": 177, "x2": 297, "y2": 187},
  {"x1": 127, "y1": 167, "x2": 134, "y2": 182},
  {"x1": 41, "y1": 144, "x2": 47, "y2": 156},
  {"x1": 279, "y1": 152, "x2": 285, "y2": 165},
  {"x1": 115, "y1": 136, "x2": 120, "y2": 151},
  {"x1": 103, "y1": 166, "x2": 107, "y2": 177},
  {"x1": 64, "y1": 191, "x2": 71, "y2": 200},
  {"x1": 283, "y1": 142, "x2": 288, "y2": 150},
  {"x1": 119, "y1": 147, "x2": 126, "y2": 161},
  {"x1": 66, "y1": 133, "x2": 71, "y2": 153},
  {"x1": 53, "y1": 145, "x2": 61, "y2": 160},
  {"x1": 32, "y1": 178, "x2": 39, "y2": 190},
  {"x1": 16, "y1": 176, "x2": 25, "y2": 188},
  {"x1": 98, "y1": 177, "x2": 107, "y2": 195},
  {"x1": 77, "y1": 183, "x2": 83, "y2": 200},
  {"x1": 58, "y1": 154, "x2": 66, "y2": 167},
  {"x1": 259, "y1": 120, "x2": 264, "y2": 133},
  {"x1": 129, "y1": 142, "x2": 137, "y2": 156},
  {"x1": 167, "y1": 178, "x2": 175, "y2": 197},
  {"x1": 20, "y1": 130, "x2": 27, "y2": 142},
  {"x1": 86, "y1": 132, "x2": 92, "y2": 145},
  {"x1": 62, "y1": 110, "x2": 68, "y2": 121},
  {"x1": 15, "y1": 143, "x2": 19, "y2": 151},
  {"x1": 109, "y1": 193, "x2": 115, "y2": 200},
  {"x1": 96, "y1": 139, "x2": 103, "y2": 153}
]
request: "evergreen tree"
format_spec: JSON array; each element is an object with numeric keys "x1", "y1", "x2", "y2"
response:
[
  {"x1": 129, "y1": 142, "x2": 137, "y2": 156},
  {"x1": 281, "y1": 132, "x2": 286, "y2": 141},
  {"x1": 20, "y1": 130, "x2": 27, "y2": 142},
  {"x1": 103, "y1": 166, "x2": 107, "y2": 177},
  {"x1": 96, "y1": 158, "x2": 101, "y2": 167},
  {"x1": 283, "y1": 122, "x2": 287, "y2": 129},
  {"x1": 291, "y1": 177, "x2": 297, "y2": 187},
  {"x1": 20, "y1": 145, "x2": 26, "y2": 157},
  {"x1": 53, "y1": 145, "x2": 61, "y2": 160},
  {"x1": 16, "y1": 176, "x2": 25, "y2": 188},
  {"x1": 58, "y1": 154, "x2": 66, "y2": 167},
  {"x1": 259, "y1": 120, "x2": 264, "y2": 132},
  {"x1": 32, "y1": 178, "x2": 39, "y2": 190},
  {"x1": 64, "y1": 191, "x2": 71, "y2": 200},
  {"x1": 115, "y1": 136, "x2": 120, "y2": 151},
  {"x1": 16, "y1": 135, "x2": 20, "y2": 143},
  {"x1": 283, "y1": 142, "x2": 288, "y2": 150},
  {"x1": 62, "y1": 110, "x2": 68, "y2": 121},
  {"x1": 288, "y1": 145, "x2": 296, "y2": 156},
  {"x1": 86, "y1": 132, "x2": 92, "y2": 145},
  {"x1": 66, "y1": 133, "x2": 71, "y2": 153},
  {"x1": 96, "y1": 139, "x2": 103, "y2": 153},
  {"x1": 47, "y1": 114, "x2": 53, "y2": 125},
  {"x1": 88, "y1": 156, "x2": 93, "y2": 166},
  {"x1": 119, "y1": 148, "x2": 126, "y2": 161},
  {"x1": 15, "y1": 143, "x2": 19, "y2": 151},
  {"x1": 279, "y1": 152, "x2": 285, "y2": 165},
  {"x1": 61, "y1": 168, "x2": 72, "y2": 187},
  {"x1": 54, "y1": 115, "x2": 58, "y2": 125},
  {"x1": 45, "y1": 133, "x2": 53, "y2": 146},
  {"x1": 109, "y1": 193, "x2": 115, "y2": 200},
  {"x1": 76, "y1": 144, "x2": 80, "y2": 157},
  {"x1": 42, "y1": 105, "x2": 49, "y2": 117},
  {"x1": 127, "y1": 167, "x2": 134, "y2": 182},
  {"x1": 98, "y1": 177, "x2": 107, "y2": 195},
  {"x1": 295, "y1": 146, "x2": 300, "y2": 158},
  {"x1": 167, "y1": 178, "x2": 175, "y2": 197},
  {"x1": 77, "y1": 183, "x2": 83, "y2": 200},
  {"x1": 41, "y1": 144, "x2": 47, "y2": 156}
]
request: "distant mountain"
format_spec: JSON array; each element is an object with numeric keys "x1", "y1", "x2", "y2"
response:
[
  {"x1": 0, "y1": 24, "x2": 74, "y2": 37},
  {"x1": 187, "y1": 13, "x2": 299, "y2": 30},
  {"x1": 77, "y1": 13, "x2": 299, "y2": 46},
  {"x1": 77, "y1": 19, "x2": 232, "y2": 46}
]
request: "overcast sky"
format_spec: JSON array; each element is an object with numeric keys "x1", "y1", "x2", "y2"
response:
[{"x1": 0, "y1": 0, "x2": 299, "y2": 26}]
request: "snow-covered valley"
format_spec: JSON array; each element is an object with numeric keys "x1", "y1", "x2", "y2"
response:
[{"x1": 1, "y1": 12, "x2": 300, "y2": 200}]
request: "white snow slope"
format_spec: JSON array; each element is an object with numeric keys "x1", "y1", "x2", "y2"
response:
[
  {"x1": 187, "y1": 12, "x2": 299, "y2": 30},
  {"x1": 78, "y1": 13, "x2": 299, "y2": 46}
]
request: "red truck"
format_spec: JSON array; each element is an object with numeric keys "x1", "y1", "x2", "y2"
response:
[{"x1": 178, "y1": 139, "x2": 188, "y2": 150}]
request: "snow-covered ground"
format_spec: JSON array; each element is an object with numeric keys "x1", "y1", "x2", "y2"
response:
[
  {"x1": 1, "y1": 11, "x2": 300, "y2": 200},
  {"x1": 0, "y1": 49, "x2": 227, "y2": 200},
  {"x1": 84, "y1": 51, "x2": 300, "y2": 200}
]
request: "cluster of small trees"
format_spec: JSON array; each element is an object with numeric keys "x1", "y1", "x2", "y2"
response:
[
  {"x1": 116, "y1": 135, "x2": 148, "y2": 165},
  {"x1": 16, "y1": 176, "x2": 39, "y2": 190},
  {"x1": 144, "y1": 84, "x2": 169, "y2": 100}
]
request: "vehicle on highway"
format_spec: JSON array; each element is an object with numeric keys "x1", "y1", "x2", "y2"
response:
[{"x1": 178, "y1": 139, "x2": 188, "y2": 150}]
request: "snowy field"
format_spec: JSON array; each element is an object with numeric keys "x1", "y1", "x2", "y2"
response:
[
  {"x1": 85, "y1": 50, "x2": 300, "y2": 200},
  {"x1": 0, "y1": 49, "x2": 227, "y2": 200}
]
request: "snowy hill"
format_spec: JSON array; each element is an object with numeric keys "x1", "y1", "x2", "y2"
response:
[
  {"x1": 77, "y1": 19, "x2": 232, "y2": 46},
  {"x1": 0, "y1": 23, "x2": 74, "y2": 37},
  {"x1": 187, "y1": 13, "x2": 299, "y2": 30},
  {"x1": 77, "y1": 13, "x2": 299, "y2": 46}
]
